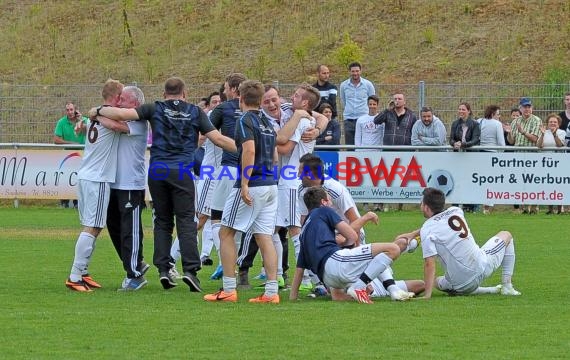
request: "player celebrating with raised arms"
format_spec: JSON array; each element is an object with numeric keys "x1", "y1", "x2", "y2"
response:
[{"x1": 419, "y1": 187, "x2": 521, "y2": 299}]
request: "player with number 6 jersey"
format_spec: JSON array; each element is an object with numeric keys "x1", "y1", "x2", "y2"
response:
[{"x1": 65, "y1": 79, "x2": 124, "y2": 292}]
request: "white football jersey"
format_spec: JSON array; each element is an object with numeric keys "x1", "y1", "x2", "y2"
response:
[
  {"x1": 298, "y1": 178, "x2": 365, "y2": 242},
  {"x1": 78, "y1": 122, "x2": 120, "y2": 183},
  {"x1": 420, "y1": 206, "x2": 487, "y2": 289},
  {"x1": 111, "y1": 120, "x2": 148, "y2": 190},
  {"x1": 298, "y1": 178, "x2": 359, "y2": 221},
  {"x1": 202, "y1": 138, "x2": 222, "y2": 167},
  {"x1": 262, "y1": 103, "x2": 293, "y2": 132},
  {"x1": 279, "y1": 117, "x2": 315, "y2": 189}
]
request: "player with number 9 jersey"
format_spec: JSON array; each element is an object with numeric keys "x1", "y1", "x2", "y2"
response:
[{"x1": 420, "y1": 206, "x2": 487, "y2": 291}]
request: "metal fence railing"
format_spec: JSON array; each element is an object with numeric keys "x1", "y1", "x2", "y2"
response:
[{"x1": 1, "y1": 82, "x2": 569, "y2": 143}]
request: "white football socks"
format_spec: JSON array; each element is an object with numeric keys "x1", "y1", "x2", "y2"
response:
[
  {"x1": 211, "y1": 221, "x2": 222, "y2": 265},
  {"x1": 471, "y1": 286, "x2": 501, "y2": 295},
  {"x1": 501, "y1": 239, "x2": 516, "y2": 285},
  {"x1": 200, "y1": 219, "x2": 214, "y2": 258},
  {"x1": 70, "y1": 232, "x2": 96, "y2": 282},
  {"x1": 264, "y1": 280, "x2": 278, "y2": 297},
  {"x1": 222, "y1": 275, "x2": 237, "y2": 293},
  {"x1": 291, "y1": 233, "x2": 300, "y2": 259},
  {"x1": 272, "y1": 232, "x2": 283, "y2": 276},
  {"x1": 170, "y1": 237, "x2": 181, "y2": 262}
]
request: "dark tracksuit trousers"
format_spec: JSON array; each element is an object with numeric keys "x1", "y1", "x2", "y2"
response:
[{"x1": 107, "y1": 189, "x2": 145, "y2": 279}]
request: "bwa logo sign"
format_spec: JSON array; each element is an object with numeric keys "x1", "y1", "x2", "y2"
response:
[{"x1": 315, "y1": 151, "x2": 338, "y2": 180}]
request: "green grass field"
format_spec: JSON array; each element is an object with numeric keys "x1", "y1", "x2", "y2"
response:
[{"x1": 0, "y1": 206, "x2": 568, "y2": 359}]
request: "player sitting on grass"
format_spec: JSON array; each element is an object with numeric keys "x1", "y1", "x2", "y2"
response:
[
  {"x1": 297, "y1": 153, "x2": 417, "y2": 300},
  {"x1": 418, "y1": 187, "x2": 521, "y2": 299},
  {"x1": 289, "y1": 187, "x2": 414, "y2": 304}
]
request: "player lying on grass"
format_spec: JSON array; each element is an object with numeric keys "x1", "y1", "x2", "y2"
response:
[
  {"x1": 418, "y1": 187, "x2": 521, "y2": 299},
  {"x1": 289, "y1": 187, "x2": 414, "y2": 304}
]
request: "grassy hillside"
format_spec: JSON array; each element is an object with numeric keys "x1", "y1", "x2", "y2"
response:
[{"x1": 1, "y1": 0, "x2": 570, "y2": 85}]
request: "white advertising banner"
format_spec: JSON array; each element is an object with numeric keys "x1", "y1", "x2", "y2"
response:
[
  {"x1": 332, "y1": 151, "x2": 569, "y2": 205},
  {"x1": 2, "y1": 149, "x2": 569, "y2": 204},
  {"x1": 0, "y1": 149, "x2": 150, "y2": 199}
]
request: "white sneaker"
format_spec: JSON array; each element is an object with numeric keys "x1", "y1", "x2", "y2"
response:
[
  {"x1": 390, "y1": 288, "x2": 415, "y2": 301},
  {"x1": 500, "y1": 284, "x2": 521, "y2": 296},
  {"x1": 407, "y1": 238, "x2": 419, "y2": 253},
  {"x1": 169, "y1": 267, "x2": 182, "y2": 279}
]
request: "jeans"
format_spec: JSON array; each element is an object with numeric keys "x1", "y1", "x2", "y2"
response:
[{"x1": 343, "y1": 119, "x2": 356, "y2": 146}]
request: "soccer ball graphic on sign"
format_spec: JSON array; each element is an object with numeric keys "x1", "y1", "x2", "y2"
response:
[{"x1": 427, "y1": 169, "x2": 454, "y2": 196}]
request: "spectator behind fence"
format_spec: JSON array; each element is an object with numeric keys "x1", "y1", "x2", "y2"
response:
[
  {"x1": 506, "y1": 97, "x2": 542, "y2": 214},
  {"x1": 355, "y1": 95, "x2": 384, "y2": 212},
  {"x1": 504, "y1": 108, "x2": 522, "y2": 147},
  {"x1": 411, "y1": 106, "x2": 447, "y2": 147},
  {"x1": 537, "y1": 114, "x2": 566, "y2": 215},
  {"x1": 449, "y1": 102, "x2": 480, "y2": 151},
  {"x1": 449, "y1": 102, "x2": 480, "y2": 213},
  {"x1": 477, "y1": 105, "x2": 505, "y2": 150},
  {"x1": 313, "y1": 64, "x2": 338, "y2": 119},
  {"x1": 315, "y1": 103, "x2": 340, "y2": 146},
  {"x1": 372, "y1": 91, "x2": 417, "y2": 212},
  {"x1": 477, "y1": 105, "x2": 506, "y2": 215},
  {"x1": 559, "y1": 92, "x2": 570, "y2": 145},
  {"x1": 54, "y1": 102, "x2": 88, "y2": 145},
  {"x1": 54, "y1": 101, "x2": 89, "y2": 208},
  {"x1": 506, "y1": 98, "x2": 541, "y2": 147},
  {"x1": 355, "y1": 95, "x2": 383, "y2": 151},
  {"x1": 373, "y1": 91, "x2": 417, "y2": 146},
  {"x1": 339, "y1": 62, "x2": 376, "y2": 146}
]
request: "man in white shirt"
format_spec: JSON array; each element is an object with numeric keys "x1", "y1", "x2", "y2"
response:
[
  {"x1": 419, "y1": 187, "x2": 521, "y2": 299},
  {"x1": 355, "y1": 95, "x2": 383, "y2": 151},
  {"x1": 105, "y1": 86, "x2": 150, "y2": 291},
  {"x1": 273, "y1": 84, "x2": 321, "y2": 286}
]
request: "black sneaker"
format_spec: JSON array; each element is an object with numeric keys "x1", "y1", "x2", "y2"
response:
[
  {"x1": 159, "y1": 272, "x2": 177, "y2": 289},
  {"x1": 201, "y1": 256, "x2": 214, "y2": 266},
  {"x1": 140, "y1": 261, "x2": 151, "y2": 276},
  {"x1": 182, "y1": 272, "x2": 202, "y2": 292}
]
